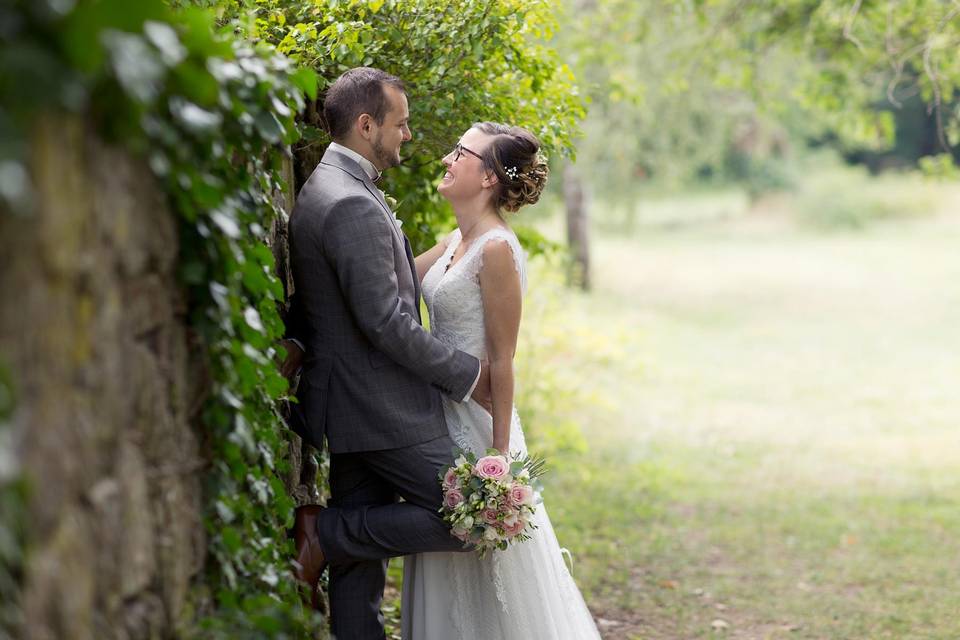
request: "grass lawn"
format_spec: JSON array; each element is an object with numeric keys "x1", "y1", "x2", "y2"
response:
[{"x1": 541, "y1": 199, "x2": 960, "y2": 639}]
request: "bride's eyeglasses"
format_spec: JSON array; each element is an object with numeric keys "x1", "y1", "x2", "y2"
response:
[{"x1": 452, "y1": 143, "x2": 483, "y2": 162}]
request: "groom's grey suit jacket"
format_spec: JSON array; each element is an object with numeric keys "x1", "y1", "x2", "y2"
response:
[{"x1": 287, "y1": 148, "x2": 479, "y2": 454}]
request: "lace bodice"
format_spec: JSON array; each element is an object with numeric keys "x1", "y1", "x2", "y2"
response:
[{"x1": 421, "y1": 227, "x2": 527, "y2": 360}]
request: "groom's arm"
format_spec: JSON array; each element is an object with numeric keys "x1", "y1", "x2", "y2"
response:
[{"x1": 318, "y1": 196, "x2": 480, "y2": 400}]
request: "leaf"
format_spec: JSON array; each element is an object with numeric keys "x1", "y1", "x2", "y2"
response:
[
  {"x1": 215, "y1": 500, "x2": 235, "y2": 523},
  {"x1": 170, "y1": 97, "x2": 223, "y2": 134},
  {"x1": 210, "y1": 209, "x2": 241, "y2": 239},
  {"x1": 221, "y1": 526, "x2": 242, "y2": 553},
  {"x1": 102, "y1": 31, "x2": 166, "y2": 104},
  {"x1": 170, "y1": 60, "x2": 220, "y2": 106},
  {"x1": 144, "y1": 20, "x2": 186, "y2": 65},
  {"x1": 289, "y1": 66, "x2": 318, "y2": 100},
  {"x1": 254, "y1": 109, "x2": 285, "y2": 143},
  {"x1": 61, "y1": 0, "x2": 167, "y2": 72}
]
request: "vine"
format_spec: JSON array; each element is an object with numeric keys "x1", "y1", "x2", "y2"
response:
[{"x1": 0, "y1": 0, "x2": 320, "y2": 636}]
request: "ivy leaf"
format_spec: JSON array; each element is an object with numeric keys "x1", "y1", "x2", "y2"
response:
[
  {"x1": 170, "y1": 60, "x2": 220, "y2": 106},
  {"x1": 289, "y1": 66, "x2": 318, "y2": 100},
  {"x1": 215, "y1": 500, "x2": 235, "y2": 523},
  {"x1": 253, "y1": 109, "x2": 285, "y2": 143},
  {"x1": 170, "y1": 96, "x2": 223, "y2": 134},
  {"x1": 144, "y1": 20, "x2": 187, "y2": 66},
  {"x1": 210, "y1": 209, "x2": 240, "y2": 238},
  {"x1": 243, "y1": 306, "x2": 264, "y2": 333},
  {"x1": 221, "y1": 526, "x2": 242, "y2": 553},
  {"x1": 102, "y1": 31, "x2": 166, "y2": 104}
]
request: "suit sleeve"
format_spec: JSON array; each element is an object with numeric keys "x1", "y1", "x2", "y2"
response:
[{"x1": 319, "y1": 196, "x2": 480, "y2": 400}]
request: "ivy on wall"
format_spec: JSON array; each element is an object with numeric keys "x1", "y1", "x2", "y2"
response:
[{"x1": 0, "y1": 0, "x2": 319, "y2": 635}]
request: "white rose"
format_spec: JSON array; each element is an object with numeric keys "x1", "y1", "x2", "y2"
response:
[
  {"x1": 483, "y1": 526, "x2": 499, "y2": 541},
  {"x1": 462, "y1": 515, "x2": 474, "y2": 528}
]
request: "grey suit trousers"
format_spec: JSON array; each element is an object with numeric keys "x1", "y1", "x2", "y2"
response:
[{"x1": 318, "y1": 434, "x2": 466, "y2": 640}]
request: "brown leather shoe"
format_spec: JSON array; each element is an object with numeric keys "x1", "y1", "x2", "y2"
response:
[{"x1": 292, "y1": 505, "x2": 327, "y2": 610}]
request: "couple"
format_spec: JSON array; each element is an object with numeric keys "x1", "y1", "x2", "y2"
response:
[{"x1": 284, "y1": 66, "x2": 600, "y2": 639}]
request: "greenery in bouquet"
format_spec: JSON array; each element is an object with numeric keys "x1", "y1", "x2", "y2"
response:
[{"x1": 438, "y1": 448, "x2": 547, "y2": 556}]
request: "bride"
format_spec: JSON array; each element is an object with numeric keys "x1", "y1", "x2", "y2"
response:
[{"x1": 403, "y1": 122, "x2": 601, "y2": 639}]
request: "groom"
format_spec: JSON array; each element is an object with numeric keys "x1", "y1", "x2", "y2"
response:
[{"x1": 283, "y1": 67, "x2": 486, "y2": 638}]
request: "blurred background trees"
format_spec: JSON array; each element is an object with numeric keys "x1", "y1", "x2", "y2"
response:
[{"x1": 555, "y1": 0, "x2": 959, "y2": 234}]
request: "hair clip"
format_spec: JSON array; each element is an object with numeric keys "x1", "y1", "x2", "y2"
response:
[{"x1": 504, "y1": 166, "x2": 519, "y2": 180}]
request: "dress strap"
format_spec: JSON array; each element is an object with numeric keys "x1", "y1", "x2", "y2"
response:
[{"x1": 470, "y1": 228, "x2": 527, "y2": 294}]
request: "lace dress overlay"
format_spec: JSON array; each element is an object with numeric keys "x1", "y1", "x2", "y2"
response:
[{"x1": 401, "y1": 228, "x2": 601, "y2": 640}]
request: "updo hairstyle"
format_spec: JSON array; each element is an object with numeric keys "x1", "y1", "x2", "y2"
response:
[{"x1": 472, "y1": 122, "x2": 549, "y2": 213}]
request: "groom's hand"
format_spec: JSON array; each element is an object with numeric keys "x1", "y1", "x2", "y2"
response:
[
  {"x1": 279, "y1": 339, "x2": 305, "y2": 380},
  {"x1": 471, "y1": 359, "x2": 493, "y2": 414}
]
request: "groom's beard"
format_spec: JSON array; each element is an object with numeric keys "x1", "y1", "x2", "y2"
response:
[{"x1": 372, "y1": 132, "x2": 401, "y2": 170}]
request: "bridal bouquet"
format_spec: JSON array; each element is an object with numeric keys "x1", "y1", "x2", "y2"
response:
[{"x1": 438, "y1": 448, "x2": 547, "y2": 555}]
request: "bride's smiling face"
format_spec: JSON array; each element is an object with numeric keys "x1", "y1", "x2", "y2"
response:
[{"x1": 438, "y1": 128, "x2": 496, "y2": 201}]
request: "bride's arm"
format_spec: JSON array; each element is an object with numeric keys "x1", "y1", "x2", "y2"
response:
[
  {"x1": 414, "y1": 231, "x2": 454, "y2": 283},
  {"x1": 478, "y1": 240, "x2": 522, "y2": 453}
]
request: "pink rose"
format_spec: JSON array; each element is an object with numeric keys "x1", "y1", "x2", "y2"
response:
[
  {"x1": 442, "y1": 468, "x2": 458, "y2": 490},
  {"x1": 507, "y1": 482, "x2": 534, "y2": 507},
  {"x1": 481, "y1": 508, "x2": 499, "y2": 525},
  {"x1": 503, "y1": 518, "x2": 526, "y2": 538},
  {"x1": 475, "y1": 455, "x2": 509, "y2": 480},
  {"x1": 444, "y1": 488, "x2": 464, "y2": 509}
]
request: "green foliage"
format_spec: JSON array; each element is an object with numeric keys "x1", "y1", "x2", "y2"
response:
[
  {"x1": 555, "y1": 0, "x2": 960, "y2": 222},
  {"x1": 920, "y1": 152, "x2": 960, "y2": 179},
  {"x1": 697, "y1": 0, "x2": 960, "y2": 159},
  {"x1": 210, "y1": 0, "x2": 584, "y2": 252},
  {"x1": 1, "y1": 0, "x2": 319, "y2": 635},
  {"x1": 557, "y1": 0, "x2": 803, "y2": 208}
]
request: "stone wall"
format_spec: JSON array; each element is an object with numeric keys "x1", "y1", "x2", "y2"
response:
[{"x1": 0, "y1": 116, "x2": 207, "y2": 639}]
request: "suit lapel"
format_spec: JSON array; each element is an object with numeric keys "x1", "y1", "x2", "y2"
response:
[
  {"x1": 361, "y1": 181, "x2": 406, "y2": 246},
  {"x1": 320, "y1": 149, "x2": 405, "y2": 245},
  {"x1": 320, "y1": 148, "x2": 420, "y2": 318}
]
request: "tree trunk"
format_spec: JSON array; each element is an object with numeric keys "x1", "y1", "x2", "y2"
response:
[{"x1": 563, "y1": 162, "x2": 591, "y2": 290}]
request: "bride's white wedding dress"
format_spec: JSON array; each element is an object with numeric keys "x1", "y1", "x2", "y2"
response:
[{"x1": 401, "y1": 227, "x2": 601, "y2": 640}]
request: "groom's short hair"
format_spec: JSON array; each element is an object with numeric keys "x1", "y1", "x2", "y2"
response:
[{"x1": 324, "y1": 67, "x2": 406, "y2": 140}]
